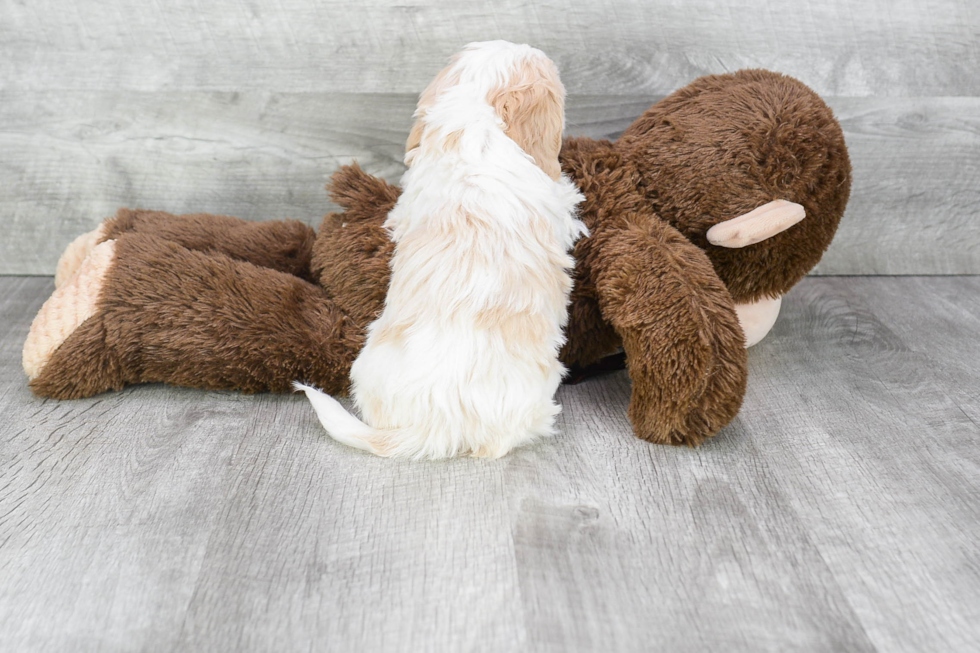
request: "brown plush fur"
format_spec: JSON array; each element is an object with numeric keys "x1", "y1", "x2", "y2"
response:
[
  {"x1": 31, "y1": 234, "x2": 363, "y2": 398},
  {"x1": 557, "y1": 136, "x2": 748, "y2": 444},
  {"x1": 311, "y1": 163, "x2": 399, "y2": 327},
  {"x1": 29, "y1": 70, "x2": 851, "y2": 446},
  {"x1": 619, "y1": 70, "x2": 851, "y2": 302},
  {"x1": 102, "y1": 208, "x2": 319, "y2": 282}
]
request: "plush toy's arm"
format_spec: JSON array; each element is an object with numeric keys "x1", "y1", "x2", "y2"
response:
[
  {"x1": 56, "y1": 208, "x2": 318, "y2": 287},
  {"x1": 591, "y1": 219, "x2": 748, "y2": 446},
  {"x1": 312, "y1": 163, "x2": 400, "y2": 326}
]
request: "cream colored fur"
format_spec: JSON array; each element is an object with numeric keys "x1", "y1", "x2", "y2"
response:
[
  {"x1": 298, "y1": 41, "x2": 586, "y2": 460},
  {"x1": 55, "y1": 223, "x2": 106, "y2": 289},
  {"x1": 23, "y1": 239, "x2": 116, "y2": 379}
]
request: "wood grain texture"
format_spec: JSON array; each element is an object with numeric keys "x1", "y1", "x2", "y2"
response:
[
  {"x1": 1, "y1": 275, "x2": 979, "y2": 652},
  {"x1": 0, "y1": 91, "x2": 415, "y2": 274},
  {"x1": 3, "y1": 91, "x2": 979, "y2": 275},
  {"x1": 0, "y1": 91, "x2": 651, "y2": 275},
  {"x1": 812, "y1": 97, "x2": 980, "y2": 275},
  {"x1": 3, "y1": 0, "x2": 979, "y2": 274},
  {"x1": 3, "y1": 0, "x2": 978, "y2": 96}
]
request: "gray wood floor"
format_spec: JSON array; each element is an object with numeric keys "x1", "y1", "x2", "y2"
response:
[{"x1": 1, "y1": 275, "x2": 978, "y2": 652}]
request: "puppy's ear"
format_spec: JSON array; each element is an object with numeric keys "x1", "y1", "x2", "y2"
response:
[
  {"x1": 490, "y1": 59, "x2": 565, "y2": 180},
  {"x1": 405, "y1": 59, "x2": 462, "y2": 166}
]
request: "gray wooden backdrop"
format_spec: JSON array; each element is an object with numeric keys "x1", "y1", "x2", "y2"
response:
[{"x1": 2, "y1": 0, "x2": 978, "y2": 276}]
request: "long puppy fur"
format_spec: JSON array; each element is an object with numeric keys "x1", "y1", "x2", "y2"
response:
[{"x1": 297, "y1": 41, "x2": 586, "y2": 459}]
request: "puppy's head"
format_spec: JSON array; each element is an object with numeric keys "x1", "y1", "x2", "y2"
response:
[{"x1": 405, "y1": 42, "x2": 566, "y2": 180}]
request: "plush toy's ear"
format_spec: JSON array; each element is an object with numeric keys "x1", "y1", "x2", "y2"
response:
[
  {"x1": 489, "y1": 59, "x2": 565, "y2": 181},
  {"x1": 405, "y1": 59, "x2": 462, "y2": 166}
]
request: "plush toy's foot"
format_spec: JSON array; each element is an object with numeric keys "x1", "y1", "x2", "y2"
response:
[
  {"x1": 54, "y1": 224, "x2": 107, "y2": 289},
  {"x1": 24, "y1": 240, "x2": 116, "y2": 380},
  {"x1": 706, "y1": 200, "x2": 805, "y2": 248},
  {"x1": 734, "y1": 295, "x2": 782, "y2": 347}
]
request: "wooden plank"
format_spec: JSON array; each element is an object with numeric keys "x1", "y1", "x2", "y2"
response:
[
  {"x1": 813, "y1": 98, "x2": 980, "y2": 275},
  {"x1": 510, "y1": 373, "x2": 876, "y2": 652},
  {"x1": 2, "y1": 0, "x2": 978, "y2": 97},
  {"x1": 0, "y1": 91, "x2": 648, "y2": 276},
  {"x1": 2, "y1": 276, "x2": 979, "y2": 651},
  {"x1": 0, "y1": 279, "x2": 240, "y2": 652},
  {"x1": 738, "y1": 276, "x2": 980, "y2": 652},
  {"x1": 851, "y1": 276, "x2": 980, "y2": 425},
  {"x1": 0, "y1": 91, "x2": 415, "y2": 275},
  {"x1": 172, "y1": 415, "x2": 528, "y2": 652},
  {"x1": 2, "y1": 92, "x2": 978, "y2": 275}
]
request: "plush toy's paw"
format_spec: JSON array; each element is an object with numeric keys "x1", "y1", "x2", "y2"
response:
[
  {"x1": 734, "y1": 295, "x2": 782, "y2": 347},
  {"x1": 23, "y1": 240, "x2": 116, "y2": 380},
  {"x1": 706, "y1": 200, "x2": 805, "y2": 248},
  {"x1": 54, "y1": 223, "x2": 107, "y2": 288},
  {"x1": 627, "y1": 362, "x2": 747, "y2": 448}
]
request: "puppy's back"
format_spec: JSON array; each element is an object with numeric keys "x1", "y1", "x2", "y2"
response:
[{"x1": 310, "y1": 42, "x2": 585, "y2": 459}]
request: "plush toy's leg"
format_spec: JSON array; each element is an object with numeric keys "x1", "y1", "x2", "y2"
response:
[
  {"x1": 54, "y1": 209, "x2": 318, "y2": 288},
  {"x1": 591, "y1": 219, "x2": 747, "y2": 446},
  {"x1": 27, "y1": 233, "x2": 363, "y2": 399},
  {"x1": 734, "y1": 295, "x2": 782, "y2": 347}
]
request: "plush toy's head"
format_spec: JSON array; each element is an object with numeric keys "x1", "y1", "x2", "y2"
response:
[{"x1": 617, "y1": 69, "x2": 852, "y2": 303}]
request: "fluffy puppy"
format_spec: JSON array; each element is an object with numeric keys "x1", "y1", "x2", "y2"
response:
[{"x1": 296, "y1": 41, "x2": 586, "y2": 459}]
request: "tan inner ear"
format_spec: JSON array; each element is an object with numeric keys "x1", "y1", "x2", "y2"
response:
[{"x1": 490, "y1": 60, "x2": 565, "y2": 181}]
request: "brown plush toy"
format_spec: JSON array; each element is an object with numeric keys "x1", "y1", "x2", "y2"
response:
[{"x1": 23, "y1": 69, "x2": 850, "y2": 446}]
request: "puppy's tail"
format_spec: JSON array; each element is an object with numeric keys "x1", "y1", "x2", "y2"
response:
[{"x1": 293, "y1": 382, "x2": 388, "y2": 456}]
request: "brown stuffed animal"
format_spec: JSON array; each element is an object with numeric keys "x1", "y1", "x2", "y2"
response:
[{"x1": 23, "y1": 69, "x2": 850, "y2": 446}]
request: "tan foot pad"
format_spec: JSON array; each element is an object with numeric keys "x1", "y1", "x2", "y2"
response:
[
  {"x1": 707, "y1": 200, "x2": 805, "y2": 248},
  {"x1": 55, "y1": 223, "x2": 107, "y2": 289},
  {"x1": 24, "y1": 239, "x2": 116, "y2": 380}
]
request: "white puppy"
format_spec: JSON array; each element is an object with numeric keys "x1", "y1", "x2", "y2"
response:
[{"x1": 296, "y1": 41, "x2": 586, "y2": 459}]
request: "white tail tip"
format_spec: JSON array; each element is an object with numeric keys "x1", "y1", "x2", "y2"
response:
[{"x1": 293, "y1": 382, "x2": 380, "y2": 454}]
